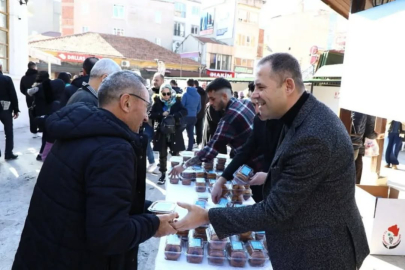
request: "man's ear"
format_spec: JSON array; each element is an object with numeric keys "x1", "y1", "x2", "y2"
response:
[
  {"x1": 101, "y1": 74, "x2": 108, "y2": 82},
  {"x1": 285, "y1": 78, "x2": 296, "y2": 96},
  {"x1": 120, "y1": 94, "x2": 131, "y2": 113}
]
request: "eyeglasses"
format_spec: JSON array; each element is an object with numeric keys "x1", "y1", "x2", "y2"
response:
[
  {"x1": 120, "y1": 93, "x2": 151, "y2": 106},
  {"x1": 161, "y1": 92, "x2": 171, "y2": 97}
]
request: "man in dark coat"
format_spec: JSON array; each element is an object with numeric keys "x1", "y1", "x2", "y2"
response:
[
  {"x1": 12, "y1": 71, "x2": 177, "y2": 270},
  {"x1": 20, "y1": 61, "x2": 38, "y2": 134},
  {"x1": 67, "y1": 58, "x2": 121, "y2": 106},
  {"x1": 202, "y1": 104, "x2": 227, "y2": 154},
  {"x1": 194, "y1": 80, "x2": 207, "y2": 147},
  {"x1": 173, "y1": 53, "x2": 370, "y2": 270},
  {"x1": 62, "y1": 57, "x2": 99, "y2": 105},
  {"x1": 0, "y1": 64, "x2": 19, "y2": 160}
]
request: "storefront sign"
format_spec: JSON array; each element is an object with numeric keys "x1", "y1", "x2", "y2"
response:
[
  {"x1": 234, "y1": 66, "x2": 253, "y2": 74},
  {"x1": 56, "y1": 52, "x2": 101, "y2": 63},
  {"x1": 206, "y1": 69, "x2": 235, "y2": 78}
]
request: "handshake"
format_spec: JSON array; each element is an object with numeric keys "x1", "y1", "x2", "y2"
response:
[{"x1": 154, "y1": 202, "x2": 210, "y2": 237}]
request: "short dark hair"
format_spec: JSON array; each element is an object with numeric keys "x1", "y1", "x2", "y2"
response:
[
  {"x1": 28, "y1": 61, "x2": 37, "y2": 69},
  {"x1": 187, "y1": 79, "x2": 194, "y2": 87},
  {"x1": 194, "y1": 80, "x2": 199, "y2": 87},
  {"x1": 83, "y1": 57, "x2": 99, "y2": 75},
  {"x1": 258, "y1": 53, "x2": 304, "y2": 90},
  {"x1": 248, "y1": 82, "x2": 255, "y2": 92},
  {"x1": 36, "y1": 71, "x2": 50, "y2": 83},
  {"x1": 58, "y1": 72, "x2": 71, "y2": 84},
  {"x1": 206, "y1": 78, "x2": 232, "y2": 93},
  {"x1": 170, "y1": 79, "x2": 177, "y2": 86}
]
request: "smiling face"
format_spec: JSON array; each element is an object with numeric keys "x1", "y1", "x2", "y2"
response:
[{"x1": 252, "y1": 63, "x2": 289, "y2": 120}]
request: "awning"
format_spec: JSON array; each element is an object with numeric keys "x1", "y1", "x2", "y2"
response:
[
  {"x1": 313, "y1": 64, "x2": 344, "y2": 78},
  {"x1": 29, "y1": 47, "x2": 61, "y2": 65}
]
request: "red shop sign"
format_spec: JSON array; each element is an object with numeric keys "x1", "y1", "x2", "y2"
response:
[
  {"x1": 56, "y1": 52, "x2": 102, "y2": 63},
  {"x1": 206, "y1": 69, "x2": 235, "y2": 78}
]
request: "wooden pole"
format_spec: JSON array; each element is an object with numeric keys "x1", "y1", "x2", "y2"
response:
[
  {"x1": 371, "y1": 117, "x2": 387, "y2": 177},
  {"x1": 339, "y1": 108, "x2": 352, "y2": 134}
]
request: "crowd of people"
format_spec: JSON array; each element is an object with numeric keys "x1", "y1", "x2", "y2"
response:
[{"x1": 4, "y1": 52, "x2": 405, "y2": 269}]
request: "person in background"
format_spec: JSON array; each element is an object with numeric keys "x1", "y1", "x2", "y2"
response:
[
  {"x1": 170, "y1": 79, "x2": 182, "y2": 94},
  {"x1": 385, "y1": 120, "x2": 404, "y2": 170},
  {"x1": 12, "y1": 71, "x2": 177, "y2": 270},
  {"x1": 67, "y1": 59, "x2": 121, "y2": 107},
  {"x1": 28, "y1": 75, "x2": 65, "y2": 161},
  {"x1": 203, "y1": 104, "x2": 227, "y2": 155},
  {"x1": 20, "y1": 61, "x2": 39, "y2": 136},
  {"x1": 181, "y1": 79, "x2": 201, "y2": 151},
  {"x1": 57, "y1": 72, "x2": 72, "y2": 86},
  {"x1": 247, "y1": 81, "x2": 255, "y2": 100},
  {"x1": 194, "y1": 80, "x2": 207, "y2": 148},
  {"x1": 350, "y1": 112, "x2": 378, "y2": 183},
  {"x1": 239, "y1": 91, "x2": 245, "y2": 100},
  {"x1": 0, "y1": 64, "x2": 19, "y2": 160},
  {"x1": 172, "y1": 53, "x2": 369, "y2": 270},
  {"x1": 144, "y1": 85, "x2": 157, "y2": 173},
  {"x1": 150, "y1": 84, "x2": 188, "y2": 185},
  {"x1": 28, "y1": 79, "x2": 66, "y2": 161},
  {"x1": 233, "y1": 91, "x2": 238, "y2": 99},
  {"x1": 63, "y1": 57, "x2": 99, "y2": 104},
  {"x1": 151, "y1": 73, "x2": 165, "y2": 95},
  {"x1": 170, "y1": 78, "x2": 255, "y2": 178}
]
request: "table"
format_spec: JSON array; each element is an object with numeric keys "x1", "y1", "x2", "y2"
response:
[{"x1": 154, "y1": 179, "x2": 273, "y2": 270}]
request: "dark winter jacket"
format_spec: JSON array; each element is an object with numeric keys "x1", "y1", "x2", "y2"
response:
[
  {"x1": 388, "y1": 120, "x2": 404, "y2": 134},
  {"x1": 196, "y1": 86, "x2": 207, "y2": 119},
  {"x1": 0, "y1": 72, "x2": 19, "y2": 113},
  {"x1": 150, "y1": 98, "x2": 188, "y2": 153},
  {"x1": 12, "y1": 103, "x2": 160, "y2": 270},
  {"x1": 181, "y1": 86, "x2": 201, "y2": 117},
  {"x1": 67, "y1": 83, "x2": 98, "y2": 107},
  {"x1": 172, "y1": 86, "x2": 183, "y2": 94},
  {"x1": 20, "y1": 68, "x2": 38, "y2": 106},
  {"x1": 30, "y1": 79, "x2": 65, "y2": 117},
  {"x1": 351, "y1": 112, "x2": 377, "y2": 151},
  {"x1": 62, "y1": 75, "x2": 89, "y2": 106}
]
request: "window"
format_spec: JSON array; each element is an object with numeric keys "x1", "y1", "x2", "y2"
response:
[
  {"x1": 81, "y1": 3, "x2": 89, "y2": 15},
  {"x1": 174, "y1": 22, "x2": 185, "y2": 37},
  {"x1": 113, "y1": 28, "x2": 124, "y2": 36},
  {"x1": 235, "y1": 58, "x2": 254, "y2": 68},
  {"x1": 0, "y1": 0, "x2": 8, "y2": 73},
  {"x1": 155, "y1": 38, "x2": 161, "y2": 46},
  {"x1": 191, "y1": 25, "x2": 198, "y2": 34},
  {"x1": 249, "y1": 12, "x2": 259, "y2": 24},
  {"x1": 238, "y1": 9, "x2": 248, "y2": 22},
  {"x1": 113, "y1": 5, "x2": 125, "y2": 19},
  {"x1": 192, "y1": 6, "x2": 200, "y2": 16},
  {"x1": 246, "y1": 36, "x2": 251, "y2": 47},
  {"x1": 209, "y1": 54, "x2": 232, "y2": 71},
  {"x1": 155, "y1": 11, "x2": 162, "y2": 24},
  {"x1": 82, "y1": 26, "x2": 89, "y2": 33},
  {"x1": 175, "y1": 2, "x2": 186, "y2": 18}
]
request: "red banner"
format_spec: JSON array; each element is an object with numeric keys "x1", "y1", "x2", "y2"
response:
[
  {"x1": 206, "y1": 69, "x2": 235, "y2": 78},
  {"x1": 56, "y1": 52, "x2": 102, "y2": 63}
]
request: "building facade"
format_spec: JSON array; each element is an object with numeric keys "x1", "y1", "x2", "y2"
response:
[
  {"x1": 61, "y1": 0, "x2": 175, "y2": 50},
  {"x1": 27, "y1": 0, "x2": 61, "y2": 36},
  {"x1": 197, "y1": 0, "x2": 264, "y2": 77},
  {"x1": 172, "y1": 0, "x2": 202, "y2": 51}
]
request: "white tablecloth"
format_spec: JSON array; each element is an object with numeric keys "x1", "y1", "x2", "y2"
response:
[{"x1": 154, "y1": 180, "x2": 273, "y2": 270}]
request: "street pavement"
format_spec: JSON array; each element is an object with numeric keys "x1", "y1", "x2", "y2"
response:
[{"x1": 1, "y1": 126, "x2": 405, "y2": 270}]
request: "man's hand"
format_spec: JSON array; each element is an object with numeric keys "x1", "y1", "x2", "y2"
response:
[
  {"x1": 211, "y1": 177, "x2": 227, "y2": 204},
  {"x1": 249, "y1": 172, "x2": 267, "y2": 186},
  {"x1": 154, "y1": 212, "x2": 178, "y2": 238},
  {"x1": 163, "y1": 111, "x2": 169, "y2": 117},
  {"x1": 169, "y1": 165, "x2": 185, "y2": 179},
  {"x1": 172, "y1": 202, "x2": 209, "y2": 232},
  {"x1": 377, "y1": 133, "x2": 385, "y2": 139},
  {"x1": 13, "y1": 112, "x2": 19, "y2": 119}
]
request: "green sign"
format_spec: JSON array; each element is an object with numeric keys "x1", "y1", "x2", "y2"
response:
[{"x1": 234, "y1": 66, "x2": 253, "y2": 74}]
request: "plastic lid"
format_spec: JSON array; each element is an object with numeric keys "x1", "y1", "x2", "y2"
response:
[
  {"x1": 231, "y1": 241, "x2": 244, "y2": 250},
  {"x1": 196, "y1": 178, "x2": 206, "y2": 183},
  {"x1": 250, "y1": 240, "x2": 264, "y2": 250},
  {"x1": 189, "y1": 238, "x2": 202, "y2": 247},
  {"x1": 148, "y1": 201, "x2": 176, "y2": 213},
  {"x1": 167, "y1": 235, "x2": 181, "y2": 245}
]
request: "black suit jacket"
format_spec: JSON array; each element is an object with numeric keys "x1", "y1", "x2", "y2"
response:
[{"x1": 209, "y1": 95, "x2": 369, "y2": 270}]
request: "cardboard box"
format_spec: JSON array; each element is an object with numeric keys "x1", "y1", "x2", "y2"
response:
[{"x1": 355, "y1": 185, "x2": 405, "y2": 255}]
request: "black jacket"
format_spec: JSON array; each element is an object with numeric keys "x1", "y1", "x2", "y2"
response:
[
  {"x1": 12, "y1": 103, "x2": 159, "y2": 270},
  {"x1": 172, "y1": 86, "x2": 183, "y2": 94},
  {"x1": 62, "y1": 75, "x2": 89, "y2": 106},
  {"x1": 150, "y1": 98, "x2": 188, "y2": 153},
  {"x1": 351, "y1": 112, "x2": 377, "y2": 151},
  {"x1": 20, "y1": 69, "x2": 38, "y2": 106},
  {"x1": 196, "y1": 86, "x2": 207, "y2": 119},
  {"x1": 67, "y1": 83, "x2": 98, "y2": 107},
  {"x1": 222, "y1": 117, "x2": 283, "y2": 180},
  {"x1": 31, "y1": 79, "x2": 65, "y2": 117},
  {"x1": 0, "y1": 72, "x2": 19, "y2": 113},
  {"x1": 203, "y1": 104, "x2": 226, "y2": 154}
]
